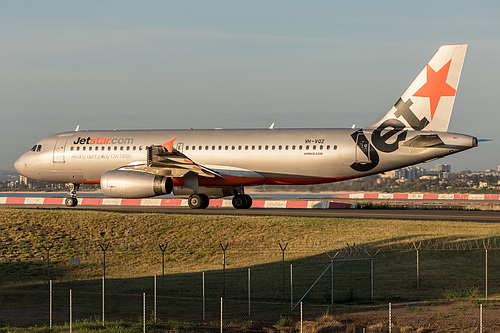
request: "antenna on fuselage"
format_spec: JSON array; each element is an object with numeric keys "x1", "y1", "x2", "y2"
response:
[
  {"x1": 269, "y1": 123, "x2": 275, "y2": 129},
  {"x1": 74, "y1": 125, "x2": 80, "y2": 132}
]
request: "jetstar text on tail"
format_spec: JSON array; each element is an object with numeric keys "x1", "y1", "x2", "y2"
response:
[{"x1": 72, "y1": 137, "x2": 134, "y2": 145}]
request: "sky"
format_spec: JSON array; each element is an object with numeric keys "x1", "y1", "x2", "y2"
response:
[{"x1": 1, "y1": 0, "x2": 499, "y2": 172}]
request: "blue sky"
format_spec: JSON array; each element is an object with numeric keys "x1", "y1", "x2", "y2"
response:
[{"x1": 1, "y1": 1, "x2": 499, "y2": 172}]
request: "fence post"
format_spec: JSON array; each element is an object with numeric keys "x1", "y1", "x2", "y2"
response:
[
  {"x1": 102, "y1": 276, "x2": 105, "y2": 326},
  {"x1": 290, "y1": 264, "x2": 293, "y2": 309},
  {"x1": 220, "y1": 297, "x2": 223, "y2": 333},
  {"x1": 279, "y1": 242, "x2": 288, "y2": 299},
  {"x1": 159, "y1": 242, "x2": 168, "y2": 294},
  {"x1": 202, "y1": 272, "x2": 206, "y2": 321},
  {"x1": 414, "y1": 242, "x2": 421, "y2": 300},
  {"x1": 300, "y1": 302, "x2": 303, "y2": 333},
  {"x1": 154, "y1": 275, "x2": 157, "y2": 323},
  {"x1": 480, "y1": 303, "x2": 483, "y2": 333},
  {"x1": 219, "y1": 242, "x2": 229, "y2": 297},
  {"x1": 388, "y1": 302, "x2": 392, "y2": 333},
  {"x1": 143, "y1": 293, "x2": 146, "y2": 333},
  {"x1": 248, "y1": 268, "x2": 251, "y2": 316},
  {"x1": 49, "y1": 280, "x2": 52, "y2": 329},
  {"x1": 69, "y1": 289, "x2": 72, "y2": 333},
  {"x1": 484, "y1": 239, "x2": 489, "y2": 301}
]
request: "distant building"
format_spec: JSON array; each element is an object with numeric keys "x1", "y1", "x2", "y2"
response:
[{"x1": 394, "y1": 166, "x2": 425, "y2": 179}]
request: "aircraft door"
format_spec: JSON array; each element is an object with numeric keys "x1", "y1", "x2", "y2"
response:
[
  {"x1": 354, "y1": 133, "x2": 370, "y2": 163},
  {"x1": 176, "y1": 142, "x2": 184, "y2": 153},
  {"x1": 53, "y1": 136, "x2": 68, "y2": 163}
]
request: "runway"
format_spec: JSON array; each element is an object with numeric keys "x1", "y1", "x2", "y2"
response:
[{"x1": 3, "y1": 204, "x2": 500, "y2": 222}]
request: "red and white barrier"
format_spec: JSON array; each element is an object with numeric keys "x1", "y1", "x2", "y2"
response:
[
  {"x1": 334, "y1": 193, "x2": 500, "y2": 201},
  {"x1": 0, "y1": 197, "x2": 355, "y2": 209}
]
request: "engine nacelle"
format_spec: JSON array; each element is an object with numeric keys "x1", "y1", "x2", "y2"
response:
[{"x1": 100, "y1": 170, "x2": 173, "y2": 198}]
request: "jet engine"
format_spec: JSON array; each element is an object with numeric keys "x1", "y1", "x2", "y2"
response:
[{"x1": 100, "y1": 170, "x2": 173, "y2": 198}]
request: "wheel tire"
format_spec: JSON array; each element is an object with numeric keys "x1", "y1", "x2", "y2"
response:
[
  {"x1": 65, "y1": 197, "x2": 78, "y2": 207},
  {"x1": 232, "y1": 194, "x2": 247, "y2": 209},
  {"x1": 188, "y1": 194, "x2": 204, "y2": 209},
  {"x1": 200, "y1": 194, "x2": 210, "y2": 209},
  {"x1": 243, "y1": 194, "x2": 253, "y2": 209}
]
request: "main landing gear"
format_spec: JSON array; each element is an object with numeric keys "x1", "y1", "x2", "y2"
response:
[
  {"x1": 232, "y1": 186, "x2": 252, "y2": 209},
  {"x1": 232, "y1": 194, "x2": 252, "y2": 209},
  {"x1": 187, "y1": 187, "x2": 253, "y2": 209},
  {"x1": 65, "y1": 183, "x2": 79, "y2": 207},
  {"x1": 188, "y1": 193, "x2": 210, "y2": 209}
]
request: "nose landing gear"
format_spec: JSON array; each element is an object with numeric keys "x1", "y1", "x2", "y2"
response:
[{"x1": 65, "y1": 183, "x2": 79, "y2": 207}]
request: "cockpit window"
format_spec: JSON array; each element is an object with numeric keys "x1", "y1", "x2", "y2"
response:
[{"x1": 30, "y1": 145, "x2": 42, "y2": 152}]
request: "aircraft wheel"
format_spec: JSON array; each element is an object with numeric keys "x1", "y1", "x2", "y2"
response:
[
  {"x1": 200, "y1": 193, "x2": 210, "y2": 209},
  {"x1": 188, "y1": 194, "x2": 208, "y2": 209},
  {"x1": 65, "y1": 197, "x2": 78, "y2": 207},
  {"x1": 243, "y1": 194, "x2": 252, "y2": 209},
  {"x1": 232, "y1": 194, "x2": 248, "y2": 209}
]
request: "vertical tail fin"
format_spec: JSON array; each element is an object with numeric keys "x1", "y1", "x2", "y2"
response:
[{"x1": 369, "y1": 44, "x2": 467, "y2": 132}]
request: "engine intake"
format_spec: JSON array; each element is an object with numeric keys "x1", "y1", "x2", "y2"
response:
[{"x1": 100, "y1": 170, "x2": 173, "y2": 198}]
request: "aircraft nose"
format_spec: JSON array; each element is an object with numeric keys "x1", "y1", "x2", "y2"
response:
[{"x1": 14, "y1": 156, "x2": 24, "y2": 175}]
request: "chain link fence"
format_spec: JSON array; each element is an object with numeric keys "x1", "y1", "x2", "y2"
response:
[{"x1": 1, "y1": 239, "x2": 500, "y2": 331}]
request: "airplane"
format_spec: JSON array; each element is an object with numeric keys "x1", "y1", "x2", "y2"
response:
[{"x1": 14, "y1": 44, "x2": 477, "y2": 209}]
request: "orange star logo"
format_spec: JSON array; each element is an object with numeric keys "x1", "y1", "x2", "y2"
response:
[{"x1": 413, "y1": 60, "x2": 456, "y2": 120}]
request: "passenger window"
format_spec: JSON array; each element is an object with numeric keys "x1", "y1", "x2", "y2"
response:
[
  {"x1": 312, "y1": 145, "x2": 316, "y2": 150},
  {"x1": 265, "y1": 145, "x2": 269, "y2": 150},
  {"x1": 108, "y1": 146, "x2": 111, "y2": 151},
  {"x1": 306, "y1": 145, "x2": 309, "y2": 150},
  {"x1": 77, "y1": 147, "x2": 80, "y2": 151},
  {"x1": 139, "y1": 146, "x2": 143, "y2": 150},
  {"x1": 225, "y1": 146, "x2": 228, "y2": 150},
  {"x1": 252, "y1": 145, "x2": 255, "y2": 150},
  {"x1": 70, "y1": 147, "x2": 74, "y2": 151},
  {"x1": 285, "y1": 145, "x2": 289, "y2": 150},
  {"x1": 133, "y1": 146, "x2": 136, "y2": 151},
  {"x1": 278, "y1": 145, "x2": 282, "y2": 150},
  {"x1": 205, "y1": 146, "x2": 208, "y2": 150},
  {"x1": 292, "y1": 145, "x2": 296, "y2": 150},
  {"x1": 212, "y1": 146, "x2": 215, "y2": 150},
  {"x1": 83, "y1": 146, "x2": 86, "y2": 151},
  {"x1": 185, "y1": 146, "x2": 189, "y2": 150},
  {"x1": 192, "y1": 146, "x2": 196, "y2": 150},
  {"x1": 320, "y1": 145, "x2": 323, "y2": 150},
  {"x1": 199, "y1": 146, "x2": 202, "y2": 150},
  {"x1": 120, "y1": 146, "x2": 124, "y2": 151},
  {"x1": 334, "y1": 145, "x2": 337, "y2": 150},
  {"x1": 219, "y1": 146, "x2": 222, "y2": 150},
  {"x1": 114, "y1": 146, "x2": 117, "y2": 151},
  {"x1": 238, "y1": 145, "x2": 242, "y2": 150},
  {"x1": 258, "y1": 145, "x2": 262, "y2": 150},
  {"x1": 127, "y1": 146, "x2": 130, "y2": 151},
  {"x1": 299, "y1": 145, "x2": 302, "y2": 150},
  {"x1": 245, "y1": 145, "x2": 248, "y2": 150},
  {"x1": 232, "y1": 146, "x2": 235, "y2": 150},
  {"x1": 89, "y1": 146, "x2": 93, "y2": 151}
]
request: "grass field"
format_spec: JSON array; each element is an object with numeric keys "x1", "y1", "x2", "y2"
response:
[{"x1": 1, "y1": 208, "x2": 500, "y2": 330}]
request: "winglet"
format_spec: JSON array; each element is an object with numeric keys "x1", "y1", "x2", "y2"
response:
[{"x1": 162, "y1": 137, "x2": 177, "y2": 152}]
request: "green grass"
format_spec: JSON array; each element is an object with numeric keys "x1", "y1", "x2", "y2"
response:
[{"x1": 1, "y1": 208, "x2": 500, "y2": 328}]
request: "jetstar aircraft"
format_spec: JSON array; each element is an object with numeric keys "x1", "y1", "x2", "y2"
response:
[{"x1": 15, "y1": 44, "x2": 477, "y2": 209}]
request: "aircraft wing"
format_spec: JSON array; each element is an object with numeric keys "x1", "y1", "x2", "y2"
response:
[{"x1": 147, "y1": 140, "x2": 224, "y2": 178}]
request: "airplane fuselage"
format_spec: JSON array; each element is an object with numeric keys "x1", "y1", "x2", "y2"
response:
[{"x1": 16, "y1": 128, "x2": 476, "y2": 186}]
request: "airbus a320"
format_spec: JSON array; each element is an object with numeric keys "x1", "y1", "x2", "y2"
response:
[{"x1": 15, "y1": 44, "x2": 477, "y2": 209}]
